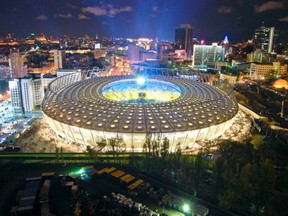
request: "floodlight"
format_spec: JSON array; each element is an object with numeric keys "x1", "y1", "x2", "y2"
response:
[
  {"x1": 183, "y1": 204, "x2": 190, "y2": 213},
  {"x1": 136, "y1": 77, "x2": 146, "y2": 85}
]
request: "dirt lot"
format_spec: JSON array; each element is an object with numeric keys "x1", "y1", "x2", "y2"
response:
[{"x1": 14, "y1": 118, "x2": 84, "y2": 153}]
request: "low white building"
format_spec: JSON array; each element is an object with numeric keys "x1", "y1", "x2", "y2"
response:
[
  {"x1": 220, "y1": 73, "x2": 238, "y2": 85},
  {"x1": 250, "y1": 62, "x2": 287, "y2": 80},
  {"x1": 56, "y1": 68, "x2": 81, "y2": 77}
]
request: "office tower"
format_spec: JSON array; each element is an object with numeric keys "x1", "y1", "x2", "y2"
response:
[
  {"x1": 246, "y1": 49, "x2": 273, "y2": 63},
  {"x1": 59, "y1": 38, "x2": 68, "y2": 49},
  {"x1": 175, "y1": 24, "x2": 193, "y2": 58},
  {"x1": 0, "y1": 65, "x2": 13, "y2": 79},
  {"x1": 127, "y1": 44, "x2": 140, "y2": 63},
  {"x1": 9, "y1": 79, "x2": 25, "y2": 114},
  {"x1": 253, "y1": 24, "x2": 275, "y2": 53},
  {"x1": 9, "y1": 49, "x2": 27, "y2": 78},
  {"x1": 268, "y1": 27, "x2": 275, "y2": 53},
  {"x1": 193, "y1": 43, "x2": 225, "y2": 68},
  {"x1": 9, "y1": 75, "x2": 42, "y2": 114},
  {"x1": 54, "y1": 50, "x2": 66, "y2": 70},
  {"x1": 222, "y1": 36, "x2": 230, "y2": 57}
]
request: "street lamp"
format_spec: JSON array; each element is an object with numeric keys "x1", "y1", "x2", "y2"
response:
[{"x1": 183, "y1": 203, "x2": 190, "y2": 214}]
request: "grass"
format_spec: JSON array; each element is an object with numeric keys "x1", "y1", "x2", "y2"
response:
[{"x1": 250, "y1": 134, "x2": 265, "y2": 149}]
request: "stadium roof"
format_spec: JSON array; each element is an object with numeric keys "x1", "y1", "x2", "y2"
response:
[{"x1": 42, "y1": 75, "x2": 238, "y2": 133}]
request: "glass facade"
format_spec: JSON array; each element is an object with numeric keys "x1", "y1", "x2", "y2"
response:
[{"x1": 193, "y1": 45, "x2": 224, "y2": 68}]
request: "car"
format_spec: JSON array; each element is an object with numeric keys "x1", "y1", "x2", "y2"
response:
[
  {"x1": 3, "y1": 146, "x2": 21, "y2": 152},
  {"x1": 204, "y1": 154, "x2": 213, "y2": 160}
]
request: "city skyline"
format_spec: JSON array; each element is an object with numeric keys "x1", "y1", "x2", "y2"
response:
[{"x1": 0, "y1": 0, "x2": 287, "y2": 43}]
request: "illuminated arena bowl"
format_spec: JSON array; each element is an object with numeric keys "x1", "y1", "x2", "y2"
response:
[
  {"x1": 102, "y1": 78, "x2": 181, "y2": 103},
  {"x1": 42, "y1": 74, "x2": 238, "y2": 151}
]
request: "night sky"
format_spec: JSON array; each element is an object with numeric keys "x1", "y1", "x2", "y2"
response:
[{"x1": 0, "y1": 0, "x2": 287, "y2": 43}]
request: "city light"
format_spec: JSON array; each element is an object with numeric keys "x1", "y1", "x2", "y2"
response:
[
  {"x1": 69, "y1": 168, "x2": 85, "y2": 176},
  {"x1": 182, "y1": 203, "x2": 190, "y2": 213}
]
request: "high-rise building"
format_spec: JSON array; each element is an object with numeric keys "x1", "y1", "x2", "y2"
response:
[
  {"x1": 175, "y1": 24, "x2": 193, "y2": 58},
  {"x1": 222, "y1": 36, "x2": 231, "y2": 58},
  {"x1": 59, "y1": 38, "x2": 68, "y2": 49},
  {"x1": 253, "y1": 24, "x2": 276, "y2": 53},
  {"x1": 54, "y1": 50, "x2": 66, "y2": 70},
  {"x1": 9, "y1": 75, "x2": 43, "y2": 114},
  {"x1": 0, "y1": 65, "x2": 13, "y2": 79},
  {"x1": 127, "y1": 44, "x2": 140, "y2": 63},
  {"x1": 193, "y1": 43, "x2": 224, "y2": 68},
  {"x1": 246, "y1": 49, "x2": 274, "y2": 63},
  {"x1": 9, "y1": 49, "x2": 27, "y2": 78}
]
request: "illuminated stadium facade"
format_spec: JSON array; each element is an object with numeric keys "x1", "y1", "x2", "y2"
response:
[{"x1": 42, "y1": 72, "x2": 238, "y2": 151}]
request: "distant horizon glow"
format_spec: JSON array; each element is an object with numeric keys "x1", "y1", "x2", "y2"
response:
[{"x1": 0, "y1": 0, "x2": 287, "y2": 43}]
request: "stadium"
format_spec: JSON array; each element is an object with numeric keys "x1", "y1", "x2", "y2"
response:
[{"x1": 42, "y1": 72, "x2": 238, "y2": 152}]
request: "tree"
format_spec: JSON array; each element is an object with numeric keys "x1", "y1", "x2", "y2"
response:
[
  {"x1": 142, "y1": 137, "x2": 149, "y2": 171},
  {"x1": 219, "y1": 169, "x2": 245, "y2": 212},
  {"x1": 55, "y1": 147, "x2": 60, "y2": 163},
  {"x1": 86, "y1": 146, "x2": 95, "y2": 163},
  {"x1": 96, "y1": 138, "x2": 107, "y2": 152},
  {"x1": 107, "y1": 136, "x2": 126, "y2": 162},
  {"x1": 192, "y1": 153, "x2": 206, "y2": 197},
  {"x1": 129, "y1": 144, "x2": 136, "y2": 167},
  {"x1": 142, "y1": 141, "x2": 147, "y2": 153},
  {"x1": 252, "y1": 159, "x2": 276, "y2": 215},
  {"x1": 60, "y1": 146, "x2": 64, "y2": 163},
  {"x1": 144, "y1": 133, "x2": 152, "y2": 154},
  {"x1": 258, "y1": 139, "x2": 288, "y2": 171},
  {"x1": 217, "y1": 140, "x2": 254, "y2": 176},
  {"x1": 85, "y1": 139, "x2": 107, "y2": 163},
  {"x1": 173, "y1": 142, "x2": 182, "y2": 169},
  {"x1": 108, "y1": 137, "x2": 117, "y2": 153},
  {"x1": 239, "y1": 162, "x2": 258, "y2": 212},
  {"x1": 151, "y1": 138, "x2": 160, "y2": 157},
  {"x1": 160, "y1": 137, "x2": 170, "y2": 159},
  {"x1": 74, "y1": 201, "x2": 81, "y2": 216},
  {"x1": 113, "y1": 136, "x2": 126, "y2": 152},
  {"x1": 212, "y1": 157, "x2": 225, "y2": 200}
]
